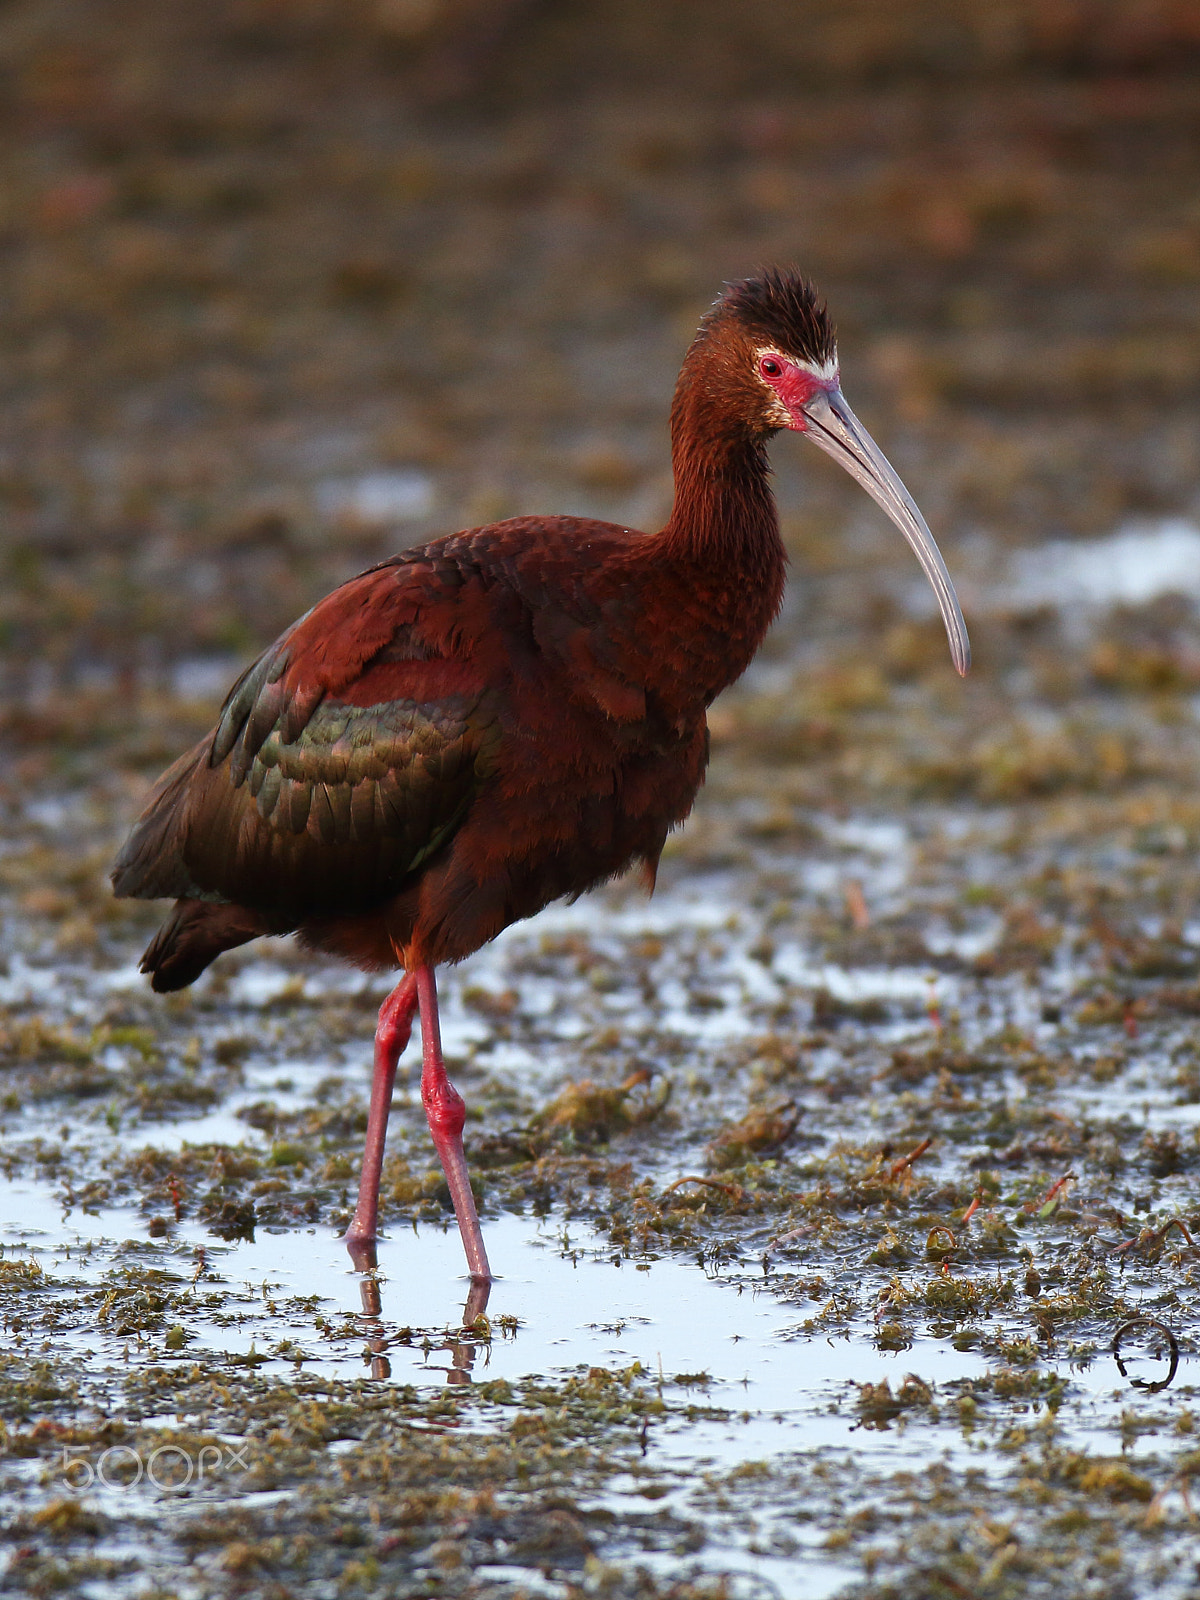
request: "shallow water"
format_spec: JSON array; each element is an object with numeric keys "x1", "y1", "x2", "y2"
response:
[
  {"x1": 3, "y1": 789, "x2": 1200, "y2": 1597},
  {"x1": 4, "y1": 744, "x2": 1200, "y2": 1600},
  {"x1": 4, "y1": 1188, "x2": 1173, "y2": 1446},
  {"x1": 6, "y1": 544, "x2": 1200, "y2": 1597},
  {"x1": 999, "y1": 520, "x2": 1200, "y2": 614},
  {"x1": 2, "y1": 1174, "x2": 1189, "y2": 1599}
]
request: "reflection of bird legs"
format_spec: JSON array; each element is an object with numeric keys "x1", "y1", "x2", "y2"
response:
[
  {"x1": 356, "y1": 1272, "x2": 392, "y2": 1380},
  {"x1": 352, "y1": 1266, "x2": 491, "y2": 1381},
  {"x1": 444, "y1": 1338, "x2": 474, "y2": 1385},
  {"x1": 345, "y1": 968, "x2": 493, "y2": 1284},
  {"x1": 445, "y1": 1278, "x2": 492, "y2": 1382},
  {"x1": 351, "y1": 1259, "x2": 491, "y2": 1383}
]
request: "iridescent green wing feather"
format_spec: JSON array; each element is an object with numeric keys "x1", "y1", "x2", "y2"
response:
[{"x1": 113, "y1": 556, "x2": 499, "y2": 918}]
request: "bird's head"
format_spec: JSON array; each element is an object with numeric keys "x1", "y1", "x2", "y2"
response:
[{"x1": 704, "y1": 268, "x2": 970, "y2": 676}]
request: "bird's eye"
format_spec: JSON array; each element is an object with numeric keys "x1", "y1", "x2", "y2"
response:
[{"x1": 759, "y1": 356, "x2": 783, "y2": 379}]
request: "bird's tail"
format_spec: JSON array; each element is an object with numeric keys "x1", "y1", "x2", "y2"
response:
[{"x1": 140, "y1": 899, "x2": 280, "y2": 993}]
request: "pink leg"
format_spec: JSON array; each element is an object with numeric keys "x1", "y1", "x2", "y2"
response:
[
  {"x1": 416, "y1": 966, "x2": 492, "y2": 1283},
  {"x1": 345, "y1": 973, "x2": 419, "y2": 1268}
]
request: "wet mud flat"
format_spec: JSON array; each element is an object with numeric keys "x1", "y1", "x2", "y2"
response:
[
  {"x1": 6, "y1": 583, "x2": 1200, "y2": 1597},
  {"x1": 3, "y1": 1, "x2": 1200, "y2": 1595}
]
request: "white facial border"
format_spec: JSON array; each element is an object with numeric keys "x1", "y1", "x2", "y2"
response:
[{"x1": 753, "y1": 345, "x2": 839, "y2": 382}]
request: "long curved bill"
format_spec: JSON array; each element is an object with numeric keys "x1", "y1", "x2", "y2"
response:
[{"x1": 802, "y1": 387, "x2": 970, "y2": 675}]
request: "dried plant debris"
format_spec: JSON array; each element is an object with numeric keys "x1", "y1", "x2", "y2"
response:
[
  {"x1": 8, "y1": 700, "x2": 1200, "y2": 1599},
  {"x1": 4, "y1": 3, "x2": 1200, "y2": 1595}
]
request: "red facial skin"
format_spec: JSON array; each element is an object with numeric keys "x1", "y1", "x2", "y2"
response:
[{"x1": 756, "y1": 354, "x2": 838, "y2": 431}]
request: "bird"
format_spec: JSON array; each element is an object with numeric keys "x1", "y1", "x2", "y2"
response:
[{"x1": 112, "y1": 269, "x2": 969, "y2": 1288}]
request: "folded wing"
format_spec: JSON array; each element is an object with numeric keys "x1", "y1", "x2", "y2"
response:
[{"x1": 112, "y1": 557, "x2": 499, "y2": 922}]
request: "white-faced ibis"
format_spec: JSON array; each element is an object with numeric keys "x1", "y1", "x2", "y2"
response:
[{"x1": 112, "y1": 269, "x2": 969, "y2": 1286}]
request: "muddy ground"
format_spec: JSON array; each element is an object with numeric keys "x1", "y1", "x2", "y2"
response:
[{"x1": 3, "y1": 3, "x2": 1200, "y2": 1596}]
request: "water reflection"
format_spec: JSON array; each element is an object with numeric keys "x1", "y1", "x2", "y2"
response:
[
  {"x1": 353, "y1": 1250, "x2": 491, "y2": 1383},
  {"x1": 0, "y1": 1183, "x2": 1190, "y2": 1479},
  {"x1": 1112, "y1": 1316, "x2": 1180, "y2": 1394}
]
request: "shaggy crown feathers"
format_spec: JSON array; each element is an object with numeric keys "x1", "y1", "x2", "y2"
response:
[{"x1": 714, "y1": 269, "x2": 835, "y2": 367}]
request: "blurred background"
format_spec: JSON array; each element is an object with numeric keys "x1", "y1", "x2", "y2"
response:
[{"x1": 2, "y1": 0, "x2": 1200, "y2": 717}]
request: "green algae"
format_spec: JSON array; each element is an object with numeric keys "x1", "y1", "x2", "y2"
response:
[
  {"x1": 9, "y1": 685, "x2": 1200, "y2": 1593},
  {"x1": 1, "y1": 5, "x2": 1200, "y2": 1593}
]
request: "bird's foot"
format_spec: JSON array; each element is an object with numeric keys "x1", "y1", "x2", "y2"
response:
[
  {"x1": 463, "y1": 1277, "x2": 492, "y2": 1326},
  {"x1": 344, "y1": 1228, "x2": 380, "y2": 1272}
]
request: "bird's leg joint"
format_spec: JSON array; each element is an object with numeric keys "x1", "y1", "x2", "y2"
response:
[
  {"x1": 422, "y1": 1070, "x2": 466, "y2": 1141},
  {"x1": 376, "y1": 973, "x2": 418, "y2": 1067}
]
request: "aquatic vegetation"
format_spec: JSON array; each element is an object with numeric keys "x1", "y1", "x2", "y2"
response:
[{"x1": 2, "y1": 3, "x2": 1200, "y2": 1593}]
